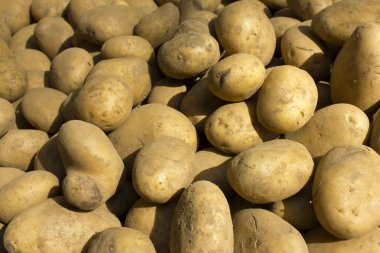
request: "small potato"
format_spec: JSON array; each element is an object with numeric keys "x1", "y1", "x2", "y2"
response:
[
  {"x1": 0, "y1": 130, "x2": 49, "y2": 170},
  {"x1": 157, "y1": 33, "x2": 220, "y2": 79},
  {"x1": 0, "y1": 21, "x2": 11, "y2": 43},
  {"x1": 0, "y1": 98, "x2": 15, "y2": 137},
  {"x1": 101, "y1": 35, "x2": 155, "y2": 62},
  {"x1": 234, "y1": 209, "x2": 308, "y2": 253},
  {"x1": 125, "y1": 198, "x2": 177, "y2": 253},
  {"x1": 205, "y1": 101, "x2": 279, "y2": 154},
  {"x1": 285, "y1": 104, "x2": 370, "y2": 160},
  {"x1": 58, "y1": 120, "x2": 124, "y2": 211},
  {"x1": 0, "y1": 171, "x2": 59, "y2": 224},
  {"x1": 313, "y1": 145, "x2": 380, "y2": 239},
  {"x1": 228, "y1": 139, "x2": 314, "y2": 203},
  {"x1": 34, "y1": 17, "x2": 74, "y2": 59},
  {"x1": 8, "y1": 24, "x2": 39, "y2": 52},
  {"x1": 170, "y1": 181, "x2": 234, "y2": 253},
  {"x1": 207, "y1": 53, "x2": 265, "y2": 102},
  {"x1": 12, "y1": 49, "x2": 51, "y2": 72},
  {"x1": 134, "y1": 3, "x2": 180, "y2": 48},
  {"x1": 50, "y1": 47, "x2": 94, "y2": 94},
  {"x1": 0, "y1": 58, "x2": 27, "y2": 102},
  {"x1": 147, "y1": 78, "x2": 187, "y2": 110},
  {"x1": 0, "y1": 167, "x2": 24, "y2": 189},
  {"x1": 30, "y1": 0, "x2": 70, "y2": 21},
  {"x1": 3, "y1": 196, "x2": 121, "y2": 253},
  {"x1": 287, "y1": 0, "x2": 341, "y2": 21},
  {"x1": 215, "y1": 0, "x2": 276, "y2": 65},
  {"x1": 21, "y1": 87, "x2": 67, "y2": 133},
  {"x1": 256, "y1": 65, "x2": 318, "y2": 133},
  {"x1": 0, "y1": 0, "x2": 31, "y2": 34},
  {"x1": 106, "y1": 180, "x2": 139, "y2": 219}
]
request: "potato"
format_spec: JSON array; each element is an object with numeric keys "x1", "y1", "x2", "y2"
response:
[
  {"x1": 124, "y1": 0, "x2": 158, "y2": 19},
  {"x1": 0, "y1": 0, "x2": 31, "y2": 34},
  {"x1": 134, "y1": 3, "x2": 179, "y2": 48},
  {"x1": 0, "y1": 21, "x2": 11, "y2": 43},
  {"x1": 313, "y1": 145, "x2": 380, "y2": 239},
  {"x1": 157, "y1": 33, "x2": 220, "y2": 79},
  {"x1": 207, "y1": 53, "x2": 265, "y2": 102},
  {"x1": 205, "y1": 101, "x2": 279, "y2": 154},
  {"x1": 88, "y1": 56, "x2": 152, "y2": 106},
  {"x1": 285, "y1": 104, "x2": 370, "y2": 160},
  {"x1": 234, "y1": 209, "x2": 308, "y2": 253},
  {"x1": 215, "y1": 0, "x2": 276, "y2": 65},
  {"x1": 0, "y1": 39, "x2": 10, "y2": 58},
  {"x1": 60, "y1": 90, "x2": 78, "y2": 122},
  {"x1": 0, "y1": 171, "x2": 59, "y2": 224},
  {"x1": 170, "y1": 181, "x2": 234, "y2": 253},
  {"x1": 259, "y1": 0, "x2": 287, "y2": 9},
  {"x1": 3, "y1": 196, "x2": 121, "y2": 253},
  {"x1": 156, "y1": 0, "x2": 180, "y2": 5},
  {"x1": 179, "y1": 0, "x2": 221, "y2": 22},
  {"x1": 330, "y1": 22, "x2": 380, "y2": 113},
  {"x1": 0, "y1": 130, "x2": 49, "y2": 170},
  {"x1": 0, "y1": 167, "x2": 24, "y2": 189},
  {"x1": 21, "y1": 87, "x2": 67, "y2": 133},
  {"x1": 316, "y1": 81, "x2": 331, "y2": 109},
  {"x1": 125, "y1": 198, "x2": 177, "y2": 253},
  {"x1": 50, "y1": 47, "x2": 94, "y2": 94},
  {"x1": 101, "y1": 35, "x2": 155, "y2": 62},
  {"x1": 181, "y1": 10, "x2": 217, "y2": 25},
  {"x1": 281, "y1": 21, "x2": 332, "y2": 80},
  {"x1": 287, "y1": 0, "x2": 341, "y2": 20},
  {"x1": 0, "y1": 98, "x2": 15, "y2": 137},
  {"x1": 304, "y1": 226, "x2": 380, "y2": 253},
  {"x1": 311, "y1": 0, "x2": 380, "y2": 46},
  {"x1": 0, "y1": 58, "x2": 27, "y2": 102},
  {"x1": 8, "y1": 24, "x2": 39, "y2": 52},
  {"x1": 173, "y1": 19, "x2": 212, "y2": 37},
  {"x1": 273, "y1": 8, "x2": 298, "y2": 18},
  {"x1": 57, "y1": 120, "x2": 124, "y2": 210},
  {"x1": 34, "y1": 17, "x2": 74, "y2": 59},
  {"x1": 147, "y1": 78, "x2": 187, "y2": 110},
  {"x1": 67, "y1": 0, "x2": 112, "y2": 28},
  {"x1": 25, "y1": 70, "x2": 49, "y2": 90},
  {"x1": 270, "y1": 184, "x2": 319, "y2": 231},
  {"x1": 270, "y1": 16, "x2": 301, "y2": 55},
  {"x1": 108, "y1": 103, "x2": 198, "y2": 176},
  {"x1": 193, "y1": 147, "x2": 234, "y2": 197},
  {"x1": 106, "y1": 180, "x2": 139, "y2": 219},
  {"x1": 0, "y1": 222, "x2": 5, "y2": 253},
  {"x1": 256, "y1": 65, "x2": 318, "y2": 133},
  {"x1": 77, "y1": 5, "x2": 139, "y2": 45},
  {"x1": 12, "y1": 49, "x2": 51, "y2": 73},
  {"x1": 228, "y1": 139, "x2": 314, "y2": 203},
  {"x1": 30, "y1": 0, "x2": 70, "y2": 21}
]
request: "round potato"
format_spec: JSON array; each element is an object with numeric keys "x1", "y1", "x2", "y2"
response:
[
  {"x1": 147, "y1": 78, "x2": 187, "y2": 110},
  {"x1": 0, "y1": 98, "x2": 15, "y2": 137},
  {"x1": 256, "y1": 65, "x2": 318, "y2": 133},
  {"x1": 30, "y1": 0, "x2": 70, "y2": 21},
  {"x1": 8, "y1": 24, "x2": 39, "y2": 52},
  {"x1": 313, "y1": 145, "x2": 380, "y2": 239},
  {"x1": 0, "y1": 58, "x2": 27, "y2": 102},
  {"x1": 0, "y1": 167, "x2": 25, "y2": 189},
  {"x1": 228, "y1": 139, "x2": 314, "y2": 203}
]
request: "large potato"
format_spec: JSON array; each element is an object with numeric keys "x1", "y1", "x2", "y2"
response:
[
  {"x1": 0, "y1": 58, "x2": 27, "y2": 102},
  {"x1": 0, "y1": 98, "x2": 14, "y2": 137},
  {"x1": 228, "y1": 139, "x2": 314, "y2": 203},
  {"x1": 3, "y1": 196, "x2": 121, "y2": 253},
  {"x1": 215, "y1": 0, "x2": 276, "y2": 65},
  {"x1": 285, "y1": 104, "x2": 370, "y2": 160},
  {"x1": 57, "y1": 120, "x2": 124, "y2": 210},
  {"x1": 256, "y1": 65, "x2": 318, "y2": 133},
  {"x1": 234, "y1": 208, "x2": 308, "y2": 253},
  {"x1": 312, "y1": 145, "x2": 380, "y2": 239},
  {"x1": 0, "y1": 167, "x2": 24, "y2": 189},
  {"x1": 170, "y1": 181, "x2": 234, "y2": 253},
  {"x1": 287, "y1": 0, "x2": 341, "y2": 20}
]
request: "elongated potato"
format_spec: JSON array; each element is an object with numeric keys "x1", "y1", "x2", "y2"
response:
[
  {"x1": 170, "y1": 181, "x2": 234, "y2": 253},
  {"x1": 0, "y1": 98, "x2": 15, "y2": 137},
  {"x1": 0, "y1": 167, "x2": 24, "y2": 189}
]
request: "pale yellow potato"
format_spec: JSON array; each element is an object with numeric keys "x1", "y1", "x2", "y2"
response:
[
  {"x1": 0, "y1": 0, "x2": 31, "y2": 34},
  {"x1": 0, "y1": 39, "x2": 10, "y2": 58},
  {"x1": 30, "y1": 0, "x2": 70, "y2": 21},
  {"x1": 173, "y1": 19, "x2": 212, "y2": 37},
  {"x1": 228, "y1": 139, "x2": 314, "y2": 203},
  {"x1": 285, "y1": 104, "x2": 370, "y2": 160},
  {"x1": 67, "y1": 0, "x2": 113, "y2": 28},
  {"x1": 0, "y1": 58, "x2": 27, "y2": 102},
  {"x1": 270, "y1": 16, "x2": 301, "y2": 55},
  {"x1": 147, "y1": 78, "x2": 187, "y2": 110},
  {"x1": 26, "y1": 70, "x2": 49, "y2": 90},
  {"x1": 57, "y1": 120, "x2": 124, "y2": 210},
  {"x1": 8, "y1": 24, "x2": 39, "y2": 52},
  {"x1": 0, "y1": 167, "x2": 24, "y2": 189},
  {"x1": 287, "y1": 0, "x2": 341, "y2": 20},
  {"x1": 0, "y1": 129, "x2": 49, "y2": 170},
  {"x1": 179, "y1": 0, "x2": 221, "y2": 22},
  {"x1": 12, "y1": 49, "x2": 51, "y2": 72},
  {"x1": 234, "y1": 209, "x2": 308, "y2": 253},
  {"x1": 0, "y1": 98, "x2": 15, "y2": 137},
  {"x1": 256, "y1": 65, "x2": 318, "y2": 133},
  {"x1": 3, "y1": 196, "x2": 121, "y2": 253},
  {"x1": 0, "y1": 20, "x2": 11, "y2": 43},
  {"x1": 170, "y1": 181, "x2": 234, "y2": 253},
  {"x1": 106, "y1": 180, "x2": 139, "y2": 219},
  {"x1": 313, "y1": 145, "x2": 380, "y2": 239},
  {"x1": 0, "y1": 171, "x2": 59, "y2": 223}
]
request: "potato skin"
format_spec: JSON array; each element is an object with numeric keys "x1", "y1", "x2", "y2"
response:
[
  {"x1": 287, "y1": 0, "x2": 341, "y2": 20},
  {"x1": 228, "y1": 139, "x2": 314, "y2": 203},
  {"x1": 3, "y1": 196, "x2": 121, "y2": 253},
  {"x1": 0, "y1": 98, "x2": 15, "y2": 137},
  {"x1": 12, "y1": 49, "x2": 51, "y2": 72},
  {"x1": 0, "y1": 58, "x2": 27, "y2": 102},
  {"x1": 147, "y1": 78, "x2": 187, "y2": 110},
  {"x1": 170, "y1": 181, "x2": 234, "y2": 253},
  {"x1": 30, "y1": 0, "x2": 70, "y2": 21},
  {"x1": 312, "y1": 145, "x2": 380, "y2": 239},
  {"x1": 0, "y1": 0, "x2": 31, "y2": 34},
  {"x1": 234, "y1": 209, "x2": 308, "y2": 253},
  {"x1": 9, "y1": 24, "x2": 39, "y2": 52},
  {"x1": 0, "y1": 167, "x2": 24, "y2": 189}
]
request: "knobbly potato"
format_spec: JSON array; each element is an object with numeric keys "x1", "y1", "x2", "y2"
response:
[
  {"x1": 86, "y1": 227, "x2": 156, "y2": 253},
  {"x1": 3, "y1": 196, "x2": 121, "y2": 253},
  {"x1": 313, "y1": 145, "x2": 380, "y2": 239},
  {"x1": 0, "y1": 171, "x2": 59, "y2": 223},
  {"x1": 0, "y1": 58, "x2": 27, "y2": 102},
  {"x1": 0, "y1": 167, "x2": 24, "y2": 189},
  {"x1": 234, "y1": 209, "x2": 308, "y2": 253},
  {"x1": 50, "y1": 47, "x2": 94, "y2": 94},
  {"x1": 256, "y1": 65, "x2": 318, "y2": 133},
  {"x1": 228, "y1": 139, "x2": 314, "y2": 203},
  {"x1": 207, "y1": 53, "x2": 265, "y2": 102},
  {"x1": 170, "y1": 181, "x2": 234, "y2": 253},
  {"x1": 0, "y1": 129, "x2": 49, "y2": 170},
  {"x1": 57, "y1": 120, "x2": 124, "y2": 210},
  {"x1": 106, "y1": 180, "x2": 139, "y2": 219},
  {"x1": 147, "y1": 78, "x2": 187, "y2": 110},
  {"x1": 8, "y1": 24, "x2": 39, "y2": 52},
  {"x1": 0, "y1": 98, "x2": 15, "y2": 137},
  {"x1": 287, "y1": 0, "x2": 341, "y2": 20},
  {"x1": 205, "y1": 101, "x2": 279, "y2": 154},
  {"x1": 30, "y1": 0, "x2": 70, "y2": 21},
  {"x1": 215, "y1": 0, "x2": 276, "y2": 65},
  {"x1": 21, "y1": 87, "x2": 67, "y2": 133},
  {"x1": 285, "y1": 104, "x2": 370, "y2": 160}
]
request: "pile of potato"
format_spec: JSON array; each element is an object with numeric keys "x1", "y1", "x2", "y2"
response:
[{"x1": 1, "y1": 0, "x2": 380, "y2": 252}]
